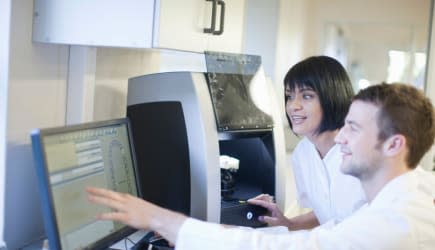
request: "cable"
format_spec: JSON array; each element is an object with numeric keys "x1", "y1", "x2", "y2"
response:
[{"x1": 124, "y1": 237, "x2": 136, "y2": 250}]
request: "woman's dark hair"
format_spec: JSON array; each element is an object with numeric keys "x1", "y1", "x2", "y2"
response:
[{"x1": 284, "y1": 55, "x2": 354, "y2": 134}]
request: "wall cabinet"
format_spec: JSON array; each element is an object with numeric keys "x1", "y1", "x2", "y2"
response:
[
  {"x1": 32, "y1": 0, "x2": 155, "y2": 48},
  {"x1": 32, "y1": 0, "x2": 245, "y2": 53},
  {"x1": 154, "y1": 0, "x2": 245, "y2": 53}
]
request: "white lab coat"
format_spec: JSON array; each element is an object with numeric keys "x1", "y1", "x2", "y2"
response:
[
  {"x1": 175, "y1": 169, "x2": 435, "y2": 250},
  {"x1": 291, "y1": 138, "x2": 366, "y2": 223}
]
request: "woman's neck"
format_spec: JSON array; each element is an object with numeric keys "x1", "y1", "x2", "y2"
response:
[{"x1": 306, "y1": 130, "x2": 339, "y2": 159}]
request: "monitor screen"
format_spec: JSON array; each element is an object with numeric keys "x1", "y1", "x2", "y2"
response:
[{"x1": 31, "y1": 118, "x2": 140, "y2": 250}]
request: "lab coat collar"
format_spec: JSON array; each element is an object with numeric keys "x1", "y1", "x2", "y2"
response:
[{"x1": 368, "y1": 169, "x2": 418, "y2": 208}]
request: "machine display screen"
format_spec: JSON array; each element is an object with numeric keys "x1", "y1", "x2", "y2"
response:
[
  {"x1": 205, "y1": 52, "x2": 273, "y2": 131},
  {"x1": 206, "y1": 72, "x2": 273, "y2": 131}
]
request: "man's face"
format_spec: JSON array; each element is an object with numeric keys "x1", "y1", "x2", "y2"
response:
[{"x1": 335, "y1": 100, "x2": 384, "y2": 180}]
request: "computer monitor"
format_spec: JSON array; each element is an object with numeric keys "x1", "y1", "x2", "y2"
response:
[{"x1": 31, "y1": 118, "x2": 140, "y2": 250}]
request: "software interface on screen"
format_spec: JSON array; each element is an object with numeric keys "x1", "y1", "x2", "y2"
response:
[{"x1": 37, "y1": 121, "x2": 138, "y2": 250}]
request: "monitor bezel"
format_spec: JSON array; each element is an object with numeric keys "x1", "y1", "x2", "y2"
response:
[{"x1": 31, "y1": 117, "x2": 141, "y2": 250}]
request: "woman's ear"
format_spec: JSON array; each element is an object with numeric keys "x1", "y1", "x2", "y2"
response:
[{"x1": 382, "y1": 134, "x2": 406, "y2": 157}]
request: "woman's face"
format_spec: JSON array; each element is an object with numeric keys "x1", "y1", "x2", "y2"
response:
[{"x1": 285, "y1": 85, "x2": 323, "y2": 137}]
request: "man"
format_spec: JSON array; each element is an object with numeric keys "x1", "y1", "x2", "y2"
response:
[{"x1": 87, "y1": 83, "x2": 435, "y2": 250}]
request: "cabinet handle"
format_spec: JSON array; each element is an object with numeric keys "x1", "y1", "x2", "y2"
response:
[
  {"x1": 213, "y1": 0, "x2": 225, "y2": 35},
  {"x1": 204, "y1": 0, "x2": 217, "y2": 34}
]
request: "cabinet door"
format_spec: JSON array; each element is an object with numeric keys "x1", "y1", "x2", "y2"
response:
[
  {"x1": 154, "y1": 0, "x2": 245, "y2": 53},
  {"x1": 32, "y1": 0, "x2": 155, "y2": 48},
  {"x1": 206, "y1": 0, "x2": 245, "y2": 53},
  {"x1": 153, "y1": 0, "x2": 209, "y2": 52}
]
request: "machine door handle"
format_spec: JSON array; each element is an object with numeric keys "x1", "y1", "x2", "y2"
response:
[
  {"x1": 204, "y1": 0, "x2": 217, "y2": 34},
  {"x1": 213, "y1": 0, "x2": 225, "y2": 35}
]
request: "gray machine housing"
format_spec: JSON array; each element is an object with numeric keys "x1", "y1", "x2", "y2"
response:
[{"x1": 127, "y1": 71, "x2": 287, "y2": 223}]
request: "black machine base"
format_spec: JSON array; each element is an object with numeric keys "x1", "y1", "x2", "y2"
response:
[{"x1": 221, "y1": 201, "x2": 268, "y2": 228}]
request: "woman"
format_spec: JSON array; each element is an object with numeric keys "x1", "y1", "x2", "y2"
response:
[{"x1": 249, "y1": 55, "x2": 366, "y2": 230}]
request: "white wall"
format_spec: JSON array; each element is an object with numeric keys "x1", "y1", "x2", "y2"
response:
[
  {"x1": 421, "y1": 3, "x2": 435, "y2": 171},
  {"x1": 243, "y1": 0, "x2": 279, "y2": 83},
  {"x1": 302, "y1": 0, "x2": 430, "y2": 57},
  {"x1": 4, "y1": 1, "x2": 69, "y2": 248},
  {"x1": 93, "y1": 48, "x2": 206, "y2": 121},
  {"x1": 0, "y1": 0, "x2": 11, "y2": 248}
]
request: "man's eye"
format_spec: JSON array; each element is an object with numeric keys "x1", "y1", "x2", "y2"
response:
[{"x1": 350, "y1": 125, "x2": 358, "y2": 132}]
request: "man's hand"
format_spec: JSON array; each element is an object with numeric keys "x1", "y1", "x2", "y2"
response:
[{"x1": 86, "y1": 186, "x2": 186, "y2": 244}]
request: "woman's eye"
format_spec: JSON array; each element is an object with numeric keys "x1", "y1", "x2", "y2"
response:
[
  {"x1": 285, "y1": 94, "x2": 294, "y2": 101},
  {"x1": 303, "y1": 94, "x2": 313, "y2": 99}
]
